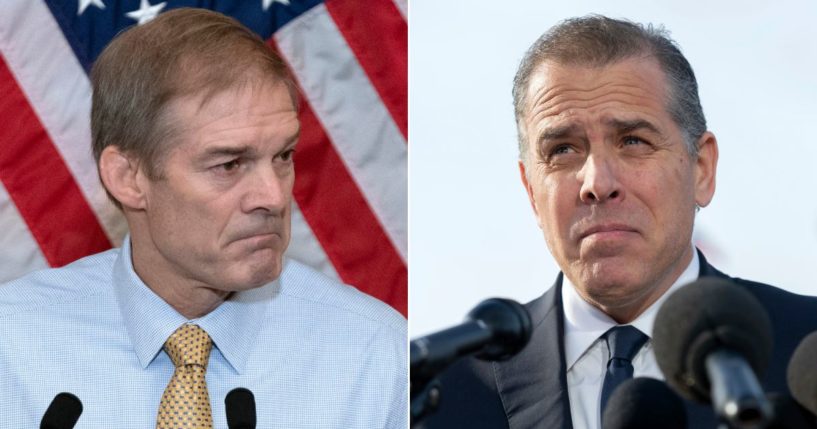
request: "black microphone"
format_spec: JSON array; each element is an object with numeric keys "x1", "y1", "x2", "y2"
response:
[
  {"x1": 653, "y1": 277, "x2": 773, "y2": 428},
  {"x1": 788, "y1": 331, "x2": 817, "y2": 417},
  {"x1": 601, "y1": 377, "x2": 686, "y2": 429},
  {"x1": 766, "y1": 392, "x2": 817, "y2": 429},
  {"x1": 40, "y1": 392, "x2": 82, "y2": 429},
  {"x1": 410, "y1": 298, "x2": 532, "y2": 383},
  {"x1": 225, "y1": 388, "x2": 257, "y2": 429}
]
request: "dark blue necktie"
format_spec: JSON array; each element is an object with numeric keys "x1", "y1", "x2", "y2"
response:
[{"x1": 599, "y1": 325, "x2": 649, "y2": 419}]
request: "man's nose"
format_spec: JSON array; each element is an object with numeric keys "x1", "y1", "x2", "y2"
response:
[
  {"x1": 578, "y1": 154, "x2": 621, "y2": 204},
  {"x1": 242, "y1": 167, "x2": 290, "y2": 214}
]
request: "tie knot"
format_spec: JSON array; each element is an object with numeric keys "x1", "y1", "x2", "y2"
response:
[
  {"x1": 604, "y1": 325, "x2": 648, "y2": 362},
  {"x1": 164, "y1": 324, "x2": 212, "y2": 368}
]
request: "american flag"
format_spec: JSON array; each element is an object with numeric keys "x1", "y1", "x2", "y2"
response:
[{"x1": 0, "y1": 0, "x2": 407, "y2": 315}]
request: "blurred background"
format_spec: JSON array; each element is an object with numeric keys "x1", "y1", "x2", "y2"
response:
[{"x1": 410, "y1": 0, "x2": 817, "y2": 336}]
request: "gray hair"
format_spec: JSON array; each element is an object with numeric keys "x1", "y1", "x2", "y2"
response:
[{"x1": 512, "y1": 15, "x2": 706, "y2": 164}]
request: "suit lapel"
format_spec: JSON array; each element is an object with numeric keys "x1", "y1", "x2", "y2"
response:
[{"x1": 494, "y1": 273, "x2": 573, "y2": 429}]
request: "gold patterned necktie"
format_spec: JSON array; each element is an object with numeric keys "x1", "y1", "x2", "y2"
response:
[{"x1": 156, "y1": 324, "x2": 214, "y2": 429}]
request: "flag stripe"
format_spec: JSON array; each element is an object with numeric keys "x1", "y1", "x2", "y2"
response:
[
  {"x1": 0, "y1": 0, "x2": 126, "y2": 245},
  {"x1": 291, "y1": 96, "x2": 407, "y2": 315},
  {"x1": 0, "y1": 182, "x2": 48, "y2": 283},
  {"x1": 286, "y1": 201, "x2": 341, "y2": 281},
  {"x1": 0, "y1": 55, "x2": 112, "y2": 266},
  {"x1": 325, "y1": 0, "x2": 408, "y2": 138},
  {"x1": 274, "y1": 4, "x2": 407, "y2": 261}
]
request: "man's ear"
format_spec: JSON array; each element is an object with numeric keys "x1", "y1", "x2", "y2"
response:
[
  {"x1": 98, "y1": 146, "x2": 147, "y2": 210},
  {"x1": 693, "y1": 131, "x2": 718, "y2": 208},
  {"x1": 519, "y1": 160, "x2": 543, "y2": 229}
]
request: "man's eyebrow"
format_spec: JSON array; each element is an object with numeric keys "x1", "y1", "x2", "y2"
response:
[
  {"x1": 199, "y1": 145, "x2": 256, "y2": 159},
  {"x1": 604, "y1": 118, "x2": 661, "y2": 135},
  {"x1": 284, "y1": 131, "x2": 300, "y2": 148},
  {"x1": 537, "y1": 123, "x2": 582, "y2": 143}
]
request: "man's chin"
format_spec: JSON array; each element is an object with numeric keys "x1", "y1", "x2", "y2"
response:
[
  {"x1": 223, "y1": 271, "x2": 278, "y2": 292},
  {"x1": 572, "y1": 262, "x2": 647, "y2": 301},
  {"x1": 221, "y1": 255, "x2": 283, "y2": 291}
]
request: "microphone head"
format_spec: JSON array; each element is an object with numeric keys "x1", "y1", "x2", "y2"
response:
[
  {"x1": 40, "y1": 392, "x2": 82, "y2": 429},
  {"x1": 225, "y1": 387, "x2": 257, "y2": 429},
  {"x1": 601, "y1": 377, "x2": 687, "y2": 429},
  {"x1": 466, "y1": 298, "x2": 532, "y2": 361},
  {"x1": 653, "y1": 277, "x2": 773, "y2": 403},
  {"x1": 766, "y1": 392, "x2": 817, "y2": 429},
  {"x1": 787, "y1": 331, "x2": 817, "y2": 416}
]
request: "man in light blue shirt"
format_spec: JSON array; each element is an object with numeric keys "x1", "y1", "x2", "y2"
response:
[{"x1": 0, "y1": 8, "x2": 406, "y2": 428}]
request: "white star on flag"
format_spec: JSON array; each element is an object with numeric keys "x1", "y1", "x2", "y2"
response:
[
  {"x1": 262, "y1": 0, "x2": 290, "y2": 11},
  {"x1": 125, "y1": 0, "x2": 166, "y2": 25},
  {"x1": 77, "y1": 0, "x2": 105, "y2": 15}
]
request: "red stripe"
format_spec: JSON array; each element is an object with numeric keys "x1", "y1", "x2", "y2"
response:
[
  {"x1": 0, "y1": 55, "x2": 112, "y2": 267},
  {"x1": 325, "y1": 0, "x2": 408, "y2": 139},
  {"x1": 294, "y1": 100, "x2": 407, "y2": 316},
  {"x1": 268, "y1": 40, "x2": 407, "y2": 316}
]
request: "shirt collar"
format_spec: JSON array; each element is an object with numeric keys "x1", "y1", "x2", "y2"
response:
[
  {"x1": 561, "y1": 247, "x2": 699, "y2": 370},
  {"x1": 113, "y1": 235, "x2": 274, "y2": 374}
]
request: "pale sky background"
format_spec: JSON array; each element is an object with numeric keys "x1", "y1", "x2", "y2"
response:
[{"x1": 409, "y1": 0, "x2": 817, "y2": 337}]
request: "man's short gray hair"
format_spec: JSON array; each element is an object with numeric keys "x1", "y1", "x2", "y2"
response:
[{"x1": 512, "y1": 15, "x2": 706, "y2": 164}]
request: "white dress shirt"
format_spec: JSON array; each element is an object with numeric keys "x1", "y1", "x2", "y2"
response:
[{"x1": 562, "y1": 249, "x2": 699, "y2": 429}]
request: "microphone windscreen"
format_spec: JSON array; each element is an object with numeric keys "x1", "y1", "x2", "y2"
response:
[
  {"x1": 788, "y1": 331, "x2": 817, "y2": 416},
  {"x1": 40, "y1": 392, "x2": 82, "y2": 429},
  {"x1": 466, "y1": 298, "x2": 532, "y2": 361},
  {"x1": 601, "y1": 377, "x2": 686, "y2": 429},
  {"x1": 225, "y1": 387, "x2": 257, "y2": 429},
  {"x1": 766, "y1": 392, "x2": 817, "y2": 429},
  {"x1": 653, "y1": 277, "x2": 772, "y2": 402}
]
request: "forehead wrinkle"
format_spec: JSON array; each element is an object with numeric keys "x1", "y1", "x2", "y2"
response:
[
  {"x1": 203, "y1": 102, "x2": 296, "y2": 125},
  {"x1": 526, "y1": 72, "x2": 659, "y2": 113},
  {"x1": 194, "y1": 109, "x2": 297, "y2": 142},
  {"x1": 530, "y1": 80, "x2": 660, "y2": 115},
  {"x1": 528, "y1": 79, "x2": 639, "y2": 114},
  {"x1": 528, "y1": 78, "x2": 667, "y2": 129}
]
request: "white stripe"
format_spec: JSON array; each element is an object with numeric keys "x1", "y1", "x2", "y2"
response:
[
  {"x1": 275, "y1": 4, "x2": 408, "y2": 262},
  {"x1": 285, "y1": 202, "x2": 340, "y2": 281},
  {"x1": 392, "y1": 0, "x2": 407, "y2": 19},
  {"x1": 0, "y1": 182, "x2": 49, "y2": 283},
  {"x1": 0, "y1": 0, "x2": 127, "y2": 246}
]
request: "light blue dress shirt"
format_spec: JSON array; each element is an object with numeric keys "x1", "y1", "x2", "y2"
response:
[{"x1": 0, "y1": 237, "x2": 407, "y2": 428}]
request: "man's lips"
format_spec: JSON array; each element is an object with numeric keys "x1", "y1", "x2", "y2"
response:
[
  {"x1": 579, "y1": 224, "x2": 638, "y2": 239},
  {"x1": 233, "y1": 231, "x2": 282, "y2": 245}
]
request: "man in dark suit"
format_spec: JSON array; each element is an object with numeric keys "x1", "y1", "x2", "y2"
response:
[{"x1": 423, "y1": 15, "x2": 817, "y2": 429}]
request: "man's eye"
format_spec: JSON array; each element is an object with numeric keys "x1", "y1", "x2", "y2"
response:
[
  {"x1": 623, "y1": 136, "x2": 646, "y2": 146},
  {"x1": 550, "y1": 144, "x2": 574, "y2": 157},
  {"x1": 279, "y1": 149, "x2": 296, "y2": 162},
  {"x1": 219, "y1": 159, "x2": 241, "y2": 171}
]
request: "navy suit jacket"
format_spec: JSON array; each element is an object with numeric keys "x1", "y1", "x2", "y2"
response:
[{"x1": 423, "y1": 251, "x2": 817, "y2": 428}]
